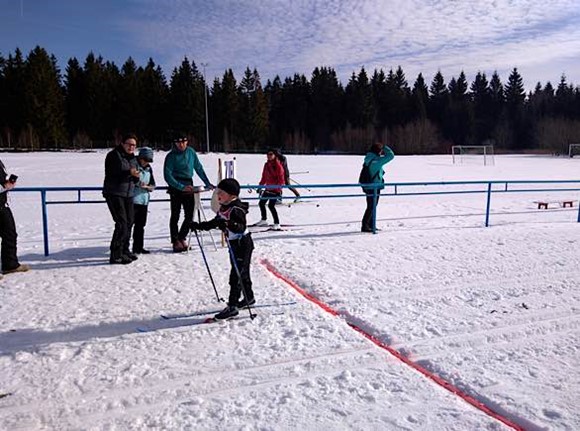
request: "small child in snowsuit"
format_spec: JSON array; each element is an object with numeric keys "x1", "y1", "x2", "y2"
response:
[
  {"x1": 132, "y1": 147, "x2": 156, "y2": 254},
  {"x1": 190, "y1": 178, "x2": 255, "y2": 320}
]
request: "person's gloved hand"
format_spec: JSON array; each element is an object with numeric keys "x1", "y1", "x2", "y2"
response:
[
  {"x1": 182, "y1": 185, "x2": 194, "y2": 194},
  {"x1": 207, "y1": 183, "x2": 216, "y2": 190},
  {"x1": 217, "y1": 219, "x2": 228, "y2": 232},
  {"x1": 190, "y1": 221, "x2": 200, "y2": 231}
]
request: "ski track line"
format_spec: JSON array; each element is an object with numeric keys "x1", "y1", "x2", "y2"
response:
[
  {"x1": 412, "y1": 326, "x2": 580, "y2": 362},
  {"x1": 400, "y1": 310, "x2": 580, "y2": 355},
  {"x1": 4, "y1": 349, "x2": 383, "y2": 429},
  {"x1": 260, "y1": 258, "x2": 532, "y2": 431},
  {"x1": 380, "y1": 269, "x2": 580, "y2": 302},
  {"x1": 0, "y1": 346, "x2": 374, "y2": 417}
]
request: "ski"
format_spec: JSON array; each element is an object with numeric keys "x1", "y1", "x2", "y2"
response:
[
  {"x1": 137, "y1": 316, "x2": 245, "y2": 332},
  {"x1": 281, "y1": 200, "x2": 319, "y2": 208},
  {"x1": 137, "y1": 308, "x2": 287, "y2": 333},
  {"x1": 250, "y1": 227, "x2": 302, "y2": 233},
  {"x1": 160, "y1": 301, "x2": 297, "y2": 320}
]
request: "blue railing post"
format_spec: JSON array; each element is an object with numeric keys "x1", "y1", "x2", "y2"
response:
[
  {"x1": 41, "y1": 190, "x2": 49, "y2": 256},
  {"x1": 485, "y1": 182, "x2": 492, "y2": 227}
]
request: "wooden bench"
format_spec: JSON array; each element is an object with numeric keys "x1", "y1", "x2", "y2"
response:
[{"x1": 537, "y1": 201, "x2": 574, "y2": 209}]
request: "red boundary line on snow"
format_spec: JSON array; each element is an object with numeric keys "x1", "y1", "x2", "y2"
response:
[{"x1": 260, "y1": 258, "x2": 526, "y2": 431}]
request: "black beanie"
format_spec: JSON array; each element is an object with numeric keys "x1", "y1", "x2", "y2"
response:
[{"x1": 218, "y1": 178, "x2": 240, "y2": 196}]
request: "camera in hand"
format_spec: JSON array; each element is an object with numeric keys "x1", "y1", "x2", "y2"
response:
[{"x1": 8, "y1": 174, "x2": 18, "y2": 183}]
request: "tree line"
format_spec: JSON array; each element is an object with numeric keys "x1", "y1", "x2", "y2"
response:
[{"x1": 1, "y1": 45, "x2": 579, "y2": 154}]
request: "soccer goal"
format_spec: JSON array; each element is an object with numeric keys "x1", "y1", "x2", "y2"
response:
[
  {"x1": 568, "y1": 144, "x2": 580, "y2": 158},
  {"x1": 452, "y1": 145, "x2": 495, "y2": 166}
]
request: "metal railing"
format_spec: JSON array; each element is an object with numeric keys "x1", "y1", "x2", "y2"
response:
[{"x1": 11, "y1": 179, "x2": 580, "y2": 256}]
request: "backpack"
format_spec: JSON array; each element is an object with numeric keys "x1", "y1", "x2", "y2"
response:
[{"x1": 358, "y1": 162, "x2": 379, "y2": 192}]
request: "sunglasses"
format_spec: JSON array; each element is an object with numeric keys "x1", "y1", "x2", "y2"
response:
[{"x1": 175, "y1": 138, "x2": 188, "y2": 144}]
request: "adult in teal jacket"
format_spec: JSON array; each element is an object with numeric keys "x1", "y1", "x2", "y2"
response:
[
  {"x1": 163, "y1": 135, "x2": 214, "y2": 252},
  {"x1": 361, "y1": 142, "x2": 395, "y2": 232}
]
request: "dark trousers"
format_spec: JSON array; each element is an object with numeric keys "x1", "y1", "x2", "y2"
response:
[
  {"x1": 0, "y1": 206, "x2": 20, "y2": 272},
  {"x1": 105, "y1": 195, "x2": 134, "y2": 258},
  {"x1": 228, "y1": 234, "x2": 254, "y2": 306},
  {"x1": 259, "y1": 191, "x2": 281, "y2": 224},
  {"x1": 362, "y1": 192, "x2": 381, "y2": 230},
  {"x1": 169, "y1": 192, "x2": 195, "y2": 243},
  {"x1": 132, "y1": 204, "x2": 148, "y2": 252}
]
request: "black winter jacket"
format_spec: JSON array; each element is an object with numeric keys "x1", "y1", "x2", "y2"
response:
[
  {"x1": 0, "y1": 160, "x2": 8, "y2": 207},
  {"x1": 103, "y1": 145, "x2": 139, "y2": 198},
  {"x1": 196, "y1": 199, "x2": 250, "y2": 240}
]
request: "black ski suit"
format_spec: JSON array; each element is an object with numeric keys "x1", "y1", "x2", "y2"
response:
[
  {"x1": 0, "y1": 160, "x2": 21, "y2": 272},
  {"x1": 194, "y1": 199, "x2": 254, "y2": 306}
]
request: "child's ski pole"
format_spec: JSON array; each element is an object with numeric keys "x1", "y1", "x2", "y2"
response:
[{"x1": 193, "y1": 229, "x2": 224, "y2": 303}]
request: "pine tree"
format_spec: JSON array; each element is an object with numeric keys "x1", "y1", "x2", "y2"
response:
[
  {"x1": 428, "y1": 71, "x2": 449, "y2": 129},
  {"x1": 309, "y1": 66, "x2": 343, "y2": 151},
  {"x1": 446, "y1": 71, "x2": 471, "y2": 144},
  {"x1": 504, "y1": 67, "x2": 527, "y2": 149},
  {"x1": 117, "y1": 57, "x2": 143, "y2": 136},
  {"x1": 370, "y1": 68, "x2": 387, "y2": 130},
  {"x1": 504, "y1": 67, "x2": 526, "y2": 109},
  {"x1": 344, "y1": 67, "x2": 373, "y2": 128},
  {"x1": 64, "y1": 57, "x2": 88, "y2": 147},
  {"x1": 139, "y1": 59, "x2": 169, "y2": 147},
  {"x1": 3, "y1": 49, "x2": 26, "y2": 147},
  {"x1": 279, "y1": 74, "x2": 310, "y2": 152},
  {"x1": 470, "y1": 72, "x2": 493, "y2": 144},
  {"x1": 411, "y1": 73, "x2": 429, "y2": 120},
  {"x1": 251, "y1": 68, "x2": 269, "y2": 150},
  {"x1": 219, "y1": 69, "x2": 240, "y2": 151},
  {"x1": 555, "y1": 74, "x2": 575, "y2": 118},
  {"x1": 487, "y1": 71, "x2": 506, "y2": 146},
  {"x1": 264, "y1": 75, "x2": 283, "y2": 147},
  {"x1": 392, "y1": 66, "x2": 411, "y2": 125},
  {"x1": 23, "y1": 46, "x2": 66, "y2": 149},
  {"x1": 209, "y1": 77, "x2": 224, "y2": 151},
  {"x1": 237, "y1": 68, "x2": 269, "y2": 150},
  {"x1": 169, "y1": 57, "x2": 204, "y2": 146},
  {"x1": 83, "y1": 53, "x2": 118, "y2": 146}
]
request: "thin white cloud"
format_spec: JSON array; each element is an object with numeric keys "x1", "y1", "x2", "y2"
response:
[{"x1": 122, "y1": 0, "x2": 580, "y2": 88}]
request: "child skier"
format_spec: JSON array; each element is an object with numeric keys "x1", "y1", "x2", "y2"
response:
[{"x1": 190, "y1": 178, "x2": 255, "y2": 320}]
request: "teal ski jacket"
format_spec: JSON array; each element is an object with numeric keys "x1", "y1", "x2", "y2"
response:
[
  {"x1": 163, "y1": 146, "x2": 211, "y2": 191},
  {"x1": 363, "y1": 146, "x2": 395, "y2": 190}
]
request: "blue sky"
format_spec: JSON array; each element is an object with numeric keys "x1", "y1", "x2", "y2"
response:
[{"x1": 1, "y1": 0, "x2": 579, "y2": 90}]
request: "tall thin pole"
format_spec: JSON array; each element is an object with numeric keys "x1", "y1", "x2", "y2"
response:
[{"x1": 201, "y1": 62, "x2": 210, "y2": 153}]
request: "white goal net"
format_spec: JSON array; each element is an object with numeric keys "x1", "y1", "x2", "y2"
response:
[
  {"x1": 452, "y1": 145, "x2": 495, "y2": 166},
  {"x1": 569, "y1": 144, "x2": 580, "y2": 158}
]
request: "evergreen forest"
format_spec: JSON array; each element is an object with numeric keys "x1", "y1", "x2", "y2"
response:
[{"x1": 1, "y1": 46, "x2": 579, "y2": 154}]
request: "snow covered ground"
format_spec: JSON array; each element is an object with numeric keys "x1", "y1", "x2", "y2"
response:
[{"x1": 0, "y1": 151, "x2": 579, "y2": 430}]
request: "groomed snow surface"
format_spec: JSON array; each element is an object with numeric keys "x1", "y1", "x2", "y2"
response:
[{"x1": 1, "y1": 152, "x2": 579, "y2": 430}]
